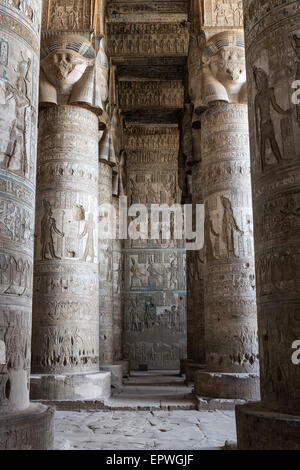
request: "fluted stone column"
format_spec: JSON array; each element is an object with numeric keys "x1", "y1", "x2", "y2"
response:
[
  {"x1": 194, "y1": 103, "x2": 260, "y2": 400},
  {"x1": 236, "y1": 0, "x2": 300, "y2": 449},
  {"x1": 31, "y1": 106, "x2": 110, "y2": 401},
  {"x1": 185, "y1": 161, "x2": 205, "y2": 382},
  {"x1": 99, "y1": 161, "x2": 123, "y2": 386},
  {"x1": 0, "y1": 0, "x2": 54, "y2": 449}
]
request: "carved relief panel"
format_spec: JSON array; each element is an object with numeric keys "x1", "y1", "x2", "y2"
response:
[
  {"x1": 106, "y1": 23, "x2": 189, "y2": 57},
  {"x1": 125, "y1": 250, "x2": 186, "y2": 292},
  {"x1": 107, "y1": 1, "x2": 188, "y2": 23},
  {"x1": 124, "y1": 125, "x2": 179, "y2": 169},
  {"x1": 0, "y1": 31, "x2": 39, "y2": 182},
  {"x1": 119, "y1": 81, "x2": 184, "y2": 109},
  {"x1": 124, "y1": 292, "x2": 186, "y2": 370},
  {"x1": 42, "y1": 0, "x2": 97, "y2": 32},
  {"x1": 201, "y1": 0, "x2": 244, "y2": 28}
]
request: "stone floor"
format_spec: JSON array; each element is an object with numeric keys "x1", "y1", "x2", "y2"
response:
[
  {"x1": 54, "y1": 409, "x2": 237, "y2": 450},
  {"x1": 53, "y1": 371, "x2": 237, "y2": 450}
]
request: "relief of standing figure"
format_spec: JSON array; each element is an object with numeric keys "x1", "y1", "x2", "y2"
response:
[
  {"x1": 205, "y1": 204, "x2": 219, "y2": 262},
  {"x1": 41, "y1": 200, "x2": 64, "y2": 260},
  {"x1": 253, "y1": 66, "x2": 290, "y2": 171},
  {"x1": 79, "y1": 213, "x2": 95, "y2": 262},
  {"x1": 3, "y1": 52, "x2": 32, "y2": 175},
  {"x1": 221, "y1": 196, "x2": 243, "y2": 259}
]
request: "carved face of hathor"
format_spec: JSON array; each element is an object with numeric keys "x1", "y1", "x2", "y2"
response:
[
  {"x1": 209, "y1": 47, "x2": 246, "y2": 85},
  {"x1": 41, "y1": 50, "x2": 90, "y2": 93}
]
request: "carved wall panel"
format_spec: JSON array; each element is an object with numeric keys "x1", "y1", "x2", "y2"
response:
[
  {"x1": 201, "y1": 0, "x2": 244, "y2": 28},
  {"x1": 201, "y1": 103, "x2": 259, "y2": 375},
  {"x1": 127, "y1": 169, "x2": 179, "y2": 207},
  {"x1": 119, "y1": 81, "x2": 184, "y2": 109},
  {"x1": 125, "y1": 250, "x2": 186, "y2": 292},
  {"x1": 124, "y1": 292, "x2": 186, "y2": 370},
  {"x1": 0, "y1": 0, "x2": 41, "y2": 413},
  {"x1": 107, "y1": 1, "x2": 188, "y2": 23},
  {"x1": 123, "y1": 124, "x2": 187, "y2": 369},
  {"x1": 32, "y1": 105, "x2": 99, "y2": 375},
  {"x1": 106, "y1": 23, "x2": 189, "y2": 57},
  {"x1": 125, "y1": 125, "x2": 179, "y2": 169},
  {"x1": 243, "y1": 0, "x2": 300, "y2": 414},
  {"x1": 42, "y1": 0, "x2": 99, "y2": 33}
]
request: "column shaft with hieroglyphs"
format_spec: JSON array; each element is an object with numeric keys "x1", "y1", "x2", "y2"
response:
[
  {"x1": 186, "y1": 162, "x2": 205, "y2": 372},
  {"x1": 195, "y1": 103, "x2": 259, "y2": 399},
  {"x1": 236, "y1": 0, "x2": 300, "y2": 450},
  {"x1": 181, "y1": 101, "x2": 205, "y2": 380},
  {"x1": 98, "y1": 101, "x2": 124, "y2": 385},
  {"x1": 31, "y1": 12, "x2": 112, "y2": 401},
  {"x1": 0, "y1": 0, "x2": 54, "y2": 450},
  {"x1": 193, "y1": 29, "x2": 259, "y2": 400},
  {"x1": 112, "y1": 195, "x2": 124, "y2": 364},
  {"x1": 99, "y1": 161, "x2": 114, "y2": 366},
  {"x1": 32, "y1": 106, "x2": 100, "y2": 377}
]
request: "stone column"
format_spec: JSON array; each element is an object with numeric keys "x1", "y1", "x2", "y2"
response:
[
  {"x1": 99, "y1": 161, "x2": 114, "y2": 366},
  {"x1": 194, "y1": 31, "x2": 259, "y2": 401},
  {"x1": 112, "y1": 195, "x2": 124, "y2": 363},
  {"x1": 30, "y1": 33, "x2": 112, "y2": 402},
  {"x1": 236, "y1": 0, "x2": 300, "y2": 449},
  {"x1": 0, "y1": 0, "x2": 54, "y2": 449},
  {"x1": 185, "y1": 161, "x2": 205, "y2": 382},
  {"x1": 31, "y1": 105, "x2": 110, "y2": 401},
  {"x1": 181, "y1": 103, "x2": 205, "y2": 381},
  {"x1": 194, "y1": 103, "x2": 259, "y2": 400},
  {"x1": 112, "y1": 195, "x2": 130, "y2": 377},
  {"x1": 98, "y1": 160, "x2": 122, "y2": 386}
]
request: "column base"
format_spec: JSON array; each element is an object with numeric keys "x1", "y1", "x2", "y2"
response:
[
  {"x1": 30, "y1": 372, "x2": 111, "y2": 401},
  {"x1": 194, "y1": 371, "x2": 260, "y2": 400},
  {"x1": 0, "y1": 403, "x2": 55, "y2": 450},
  {"x1": 236, "y1": 402, "x2": 300, "y2": 450},
  {"x1": 115, "y1": 360, "x2": 131, "y2": 378},
  {"x1": 185, "y1": 362, "x2": 206, "y2": 383},
  {"x1": 99, "y1": 365, "x2": 123, "y2": 387}
]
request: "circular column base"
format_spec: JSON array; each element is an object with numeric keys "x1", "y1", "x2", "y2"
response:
[
  {"x1": 236, "y1": 402, "x2": 300, "y2": 450},
  {"x1": 100, "y1": 365, "x2": 123, "y2": 387},
  {"x1": 30, "y1": 372, "x2": 111, "y2": 401},
  {"x1": 0, "y1": 403, "x2": 55, "y2": 450},
  {"x1": 194, "y1": 371, "x2": 260, "y2": 400}
]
